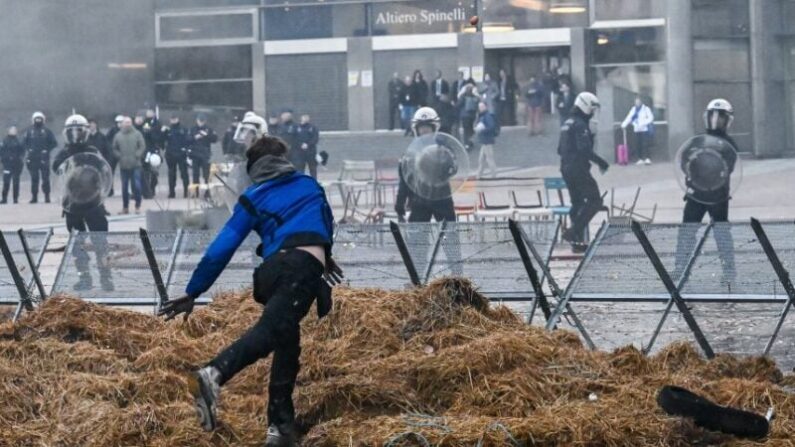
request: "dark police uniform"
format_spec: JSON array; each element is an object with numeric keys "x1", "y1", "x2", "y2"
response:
[
  {"x1": 188, "y1": 124, "x2": 218, "y2": 188},
  {"x1": 293, "y1": 121, "x2": 320, "y2": 179},
  {"x1": 163, "y1": 122, "x2": 191, "y2": 198},
  {"x1": 557, "y1": 110, "x2": 609, "y2": 246},
  {"x1": 1, "y1": 135, "x2": 25, "y2": 203},
  {"x1": 23, "y1": 124, "x2": 58, "y2": 202}
]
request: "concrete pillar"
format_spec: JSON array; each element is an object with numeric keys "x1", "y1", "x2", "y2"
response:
[
  {"x1": 346, "y1": 37, "x2": 375, "y2": 131},
  {"x1": 569, "y1": 27, "x2": 587, "y2": 92},
  {"x1": 457, "y1": 32, "x2": 485, "y2": 78},
  {"x1": 665, "y1": 0, "x2": 695, "y2": 157},
  {"x1": 750, "y1": 0, "x2": 787, "y2": 158},
  {"x1": 251, "y1": 42, "x2": 266, "y2": 117}
]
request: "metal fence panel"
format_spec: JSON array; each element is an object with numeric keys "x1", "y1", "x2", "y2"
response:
[
  {"x1": 166, "y1": 231, "x2": 260, "y2": 301},
  {"x1": 0, "y1": 231, "x2": 50, "y2": 305},
  {"x1": 51, "y1": 231, "x2": 176, "y2": 305},
  {"x1": 333, "y1": 224, "x2": 412, "y2": 290},
  {"x1": 420, "y1": 220, "x2": 558, "y2": 300},
  {"x1": 570, "y1": 223, "x2": 707, "y2": 300}
]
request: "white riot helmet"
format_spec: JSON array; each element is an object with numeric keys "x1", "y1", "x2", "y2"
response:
[
  {"x1": 114, "y1": 115, "x2": 124, "y2": 124},
  {"x1": 63, "y1": 114, "x2": 90, "y2": 144},
  {"x1": 145, "y1": 152, "x2": 162, "y2": 168},
  {"x1": 411, "y1": 107, "x2": 440, "y2": 136},
  {"x1": 573, "y1": 92, "x2": 600, "y2": 116},
  {"x1": 32, "y1": 111, "x2": 46, "y2": 124},
  {"x1": 233, "y1": 112, "x2": 268, "y2": 148},
  {"x1": 704, "y1": 98, "x2": 734, "y2": 132}
]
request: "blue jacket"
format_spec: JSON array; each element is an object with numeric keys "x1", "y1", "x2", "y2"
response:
[
  {"x1": 476, "y1": 112, "x2": 498, "y2": 145},
  {"x1": 185, "y1": 172, "x2": 334, "y2": 297}
]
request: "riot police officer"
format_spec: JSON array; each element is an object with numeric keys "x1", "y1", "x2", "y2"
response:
[
  {"x1": 558, "y1": 92, "x2": 609, "y2": 253},
  {"x1": 293, "y1": 114, "x2": 320, "y2": 179},
  {"x1": 1, "y1": 126, "x2": 25, "y2": 204},
  {"x1": 163, "y1": 115, "x2": 191, "y2": 198},
  {"x1": 222, "y1": 116, "x2": 246, "y2": 160},
  {"x1": 23, "y1": 111, "x2": 58, "y2": 203},
  {"x1": 51, "y1": 114, "x2": 114, "y2": 292},
  {"x1": 188, "y1": 114, "x2": 218, "y2": 197}
]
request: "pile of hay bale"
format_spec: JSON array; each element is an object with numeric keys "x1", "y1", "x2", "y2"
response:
[{"x1": 0, "y1": 278, "x2": 794, "y2": 446}]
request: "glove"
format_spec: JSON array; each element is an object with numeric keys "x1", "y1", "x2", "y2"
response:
[
  {"x1": 158, "y1": 294, "x2": 196, "y2": 322},
  {"x1": 324, "y1": 257, "x2": 344, "y2": 286}
]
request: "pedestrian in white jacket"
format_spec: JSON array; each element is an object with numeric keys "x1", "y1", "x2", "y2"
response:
[{"x1": 621, "y1": 96, "x2": 655, "y2": 165}]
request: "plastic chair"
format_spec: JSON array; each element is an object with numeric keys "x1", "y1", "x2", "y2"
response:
[
  {"x1": 474, "y1": 191, "x2": 515, "y2": 221},
  {"x1": 511, "y1": 190, "x2": 552, "y2": 221}
]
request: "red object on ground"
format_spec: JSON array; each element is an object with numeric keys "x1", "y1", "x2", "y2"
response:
[{"x1": 469, "y1": 15, "x2": 479, "y2": 26}]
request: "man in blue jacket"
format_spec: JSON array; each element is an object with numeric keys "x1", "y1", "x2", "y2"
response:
[
  {"x1": 158, "y1": 132, "x2": 342, "y2": 446},
  {"x1": 475, "y1": 101, "x2": 498, "y2": 179}
]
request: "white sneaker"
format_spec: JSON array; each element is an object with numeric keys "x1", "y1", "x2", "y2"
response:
[
  {"x1": 189, "y1": 366, "x2": 221, "y2": 431},
  {"x1": 636, "y1": 160, "x2": 645, "y2": 166},
  {"x1": 644, "y1": 158, "x2": 652, "y2": 165}
]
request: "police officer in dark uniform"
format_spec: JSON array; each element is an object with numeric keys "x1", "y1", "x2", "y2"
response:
[
  {"x1": 395, "y1": 107, "x2": 457, "y2": 223},
  {"x1": 188, "y1": 114, "x2": 218, "y2": 197},
  {"x1": 276, "y1": 111, "x2": 299, "y2": 158},
  {"x1": 23, "y1": 111, "x2": 58, "y2": 203},
  {"x1": 222, "y1": 116, "x2": 246, "y2": 160},
  {"x1": 105, "y1": 115, "x2": 124, "y2": 197},
  {"x1": 1, "y1": 126, "x2": 25, "y2": 204},
  {"x1": 140, "y1": 110, "x2": 163, "y2": 199},
  {"x1": 558, "y1": 92, "x2": 609, "y2": 253},
  {"x1": 293, "y1": 114, "x2": 320, "y2": 179},
  {"x1": 51, "y1": 114, "x2": 114, "y2": 292},
  {"x1": 162, "y1": 115, "x2": 191, "y2": 198},
  {"x1": 674, "y1": 99, "x2": 738, "y2": 285}
]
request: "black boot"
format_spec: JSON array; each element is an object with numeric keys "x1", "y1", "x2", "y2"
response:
[
  {"x1": 168, "y1": 190, "x2": 176, "y2": 199},
  {"x1": 44, "y1": 193, "x2": 50, "y2": 204},
  {"x1": 73, "y1": 273, "x2": 92, "y2": 291},
  {"x1": 99, "y1": 269, "x2": 115, "y2": 292},
  {"x1": 0, "y1": 198, "x2": 6, "y2": 204},
  {"x1": 108, "y1": 188, "x2": 114, "y2": 197},
  {"x1": 29, "y1": 195, "x2": 38, "y2": 204}
]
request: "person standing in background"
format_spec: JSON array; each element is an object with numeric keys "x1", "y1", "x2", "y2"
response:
[
  {"x1": 163, "y1": 115, "x2": 191, "y2": 198},
  {"x1": 276, "y1": 111, "x2": 300, "y2": 159},
  {"x1": 112, "y1": 117, "x2": 145, "y2": 214},
  {"x1": 267, "y1": 115, "x2": 280, "y2": 135},
  {"x1": 388, "y1": 72, "x2": 403, "y2": 131},
  {"x1": 1, "y1": 126, "x2": 25, "y2": 204},
  {"x1": 475, "y1": 101, "x2": 499, "y2": 179},
  {"x1": 525, "y1": 76, "x2": 546, "y2": 136},
  {"x1": 436, "y1": 94, "x2": 457, "y2": 135},
  {"x1": 479, "y1": 73, "x2": 499, "y2": 114},
  {"x1": 293, "y1": 114, "x2": 320, "y2": 179},
  {"x1": 23, "y1": 111, "x2": 57, "y2": 203},
  {"x1": 430, "y1": 70, "x2": 449, "y2": 108},
  {"x1": 105, "y1": 115, "x2": 124, "y2": 197},
  {"x1": 143, "y1": 109, "x2": 163, "y2": 154},
  {"x1": 556, "y1": 80, "x2": 577, "y2": 125},
  {"x1": 412, "y1": 70, "x2": 429, "y2": 108},
  {"x1": 87, "y1": 119, "x2": 111, "y2": 168},
  {"x1": 188, "y1": 114, "x2": 218, "y2": 197},
  {"x1": 621, "y1": 96, "x2": 655, "y2": 165},
  {"x1": 222, "y1": 116, "x2": 246, "y2": 160},
  {"x1": 497, "y1": 69, "x2": 518, "y2": 126},
  {"x1": 458, "y1": 84, "x2": 480, "y2": 150},
  {"x1": 451, "y1": 71, "x2": 467, "y2": 106},
  {"x1": 399, "y1": 76, "x2": 417, "y2": 136}
]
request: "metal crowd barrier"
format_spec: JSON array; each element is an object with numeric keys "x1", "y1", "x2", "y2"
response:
[{"x1": 0, "y1": 229, "x2": 52, "y2": 321}]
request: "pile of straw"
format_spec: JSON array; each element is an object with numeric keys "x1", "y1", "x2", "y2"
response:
[{"x1": 0, "y1": 278, "x2": 793, "y2": 446}]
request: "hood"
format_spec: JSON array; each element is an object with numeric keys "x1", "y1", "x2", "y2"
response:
[{"x1": 247, "y1": 155, "x2": 296, "y2": 184}]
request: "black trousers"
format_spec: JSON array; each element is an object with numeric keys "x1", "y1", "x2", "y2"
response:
[
  {"x1": 27, "y1": 159, "x2": 51, "y2": 197},
  {"x1": 674, "y1": 199, "x2": 735, "y2": 283},
  {"x1": 632, "y1": 131, "x2": 650, "y2": 160},
  {"x1": 191, "y1": 159, "x2": 210, "y2": 185},
  {"x1": 209, "y1": 249, "x2": 324, "y2": 427},
  {"x1": 407, "y1": 201, "x2": 463, "y2": 277},
  {"x1": 2, "y1": 163, "x2": 22, "y2": 202},
  {"x1": 562, "y1": 167, "x2": 603, "y2": 243},
  {"x1": 389, "y1": 102, "x2": 400, "y2": 130},
  {"x1": 66, "y1": 206, "x2": 111, "y2": 277},
  {"x1": 293, "y1": 151, "x2": 318, "y2": 179},
  {"x1": 461, "y1": 113, "x2": 476, "y2": 148},
  {"x1": 167, "y1": 156, "x2": 189, "y2": 194}
]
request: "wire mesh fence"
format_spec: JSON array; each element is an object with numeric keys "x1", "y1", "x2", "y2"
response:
[
  {"x1": 165, "y1": 231, "x2": 260, "y2": 302},
  {"x1": 333, "y1": 224, "x2": 412, "y2": 290},
  {"x1": 0, "y1": 230, "x2": 51, "y2": 305},
  {"x1": 51, "y1": 231, "x2": 177, "y2": 305}
]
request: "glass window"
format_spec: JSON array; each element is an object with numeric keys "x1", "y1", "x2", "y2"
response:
[
  {"x1": 371, "y1": 0, "x2": 477, "y2": 36},
  {"x1": 155, "y1": 46, "x2": 252, "y2": 81},
  {"x1": 159, "y1": 13, "x2": 254, "y2": 42},
  {"x1": 692, "y1": 0, "x2": 750, "y2": 38},
  {"x1": 262, "y1": 3, "x2": 367, "y2": 40},
  {"x1": 156, "y1": 81, "x2": 253, "y2": 109},
  {"x1": 156, "y1": 0, "x2": 258, "y2": 10},
  {"x1": 592, "y1": 0, "x2": 665, "y2": 21},
  {"x1": 590, "y1": 27, "x2": 665, "y2": 65},
  {"x1": 693, "y1": 39, "x2": 750, "y2": 82},
  {"x1": 593, "y1": 64, "x2": 667, "y2": 123},
  {"x1": 481, "y1": 0, "x2": 588, "y2": 31}
]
